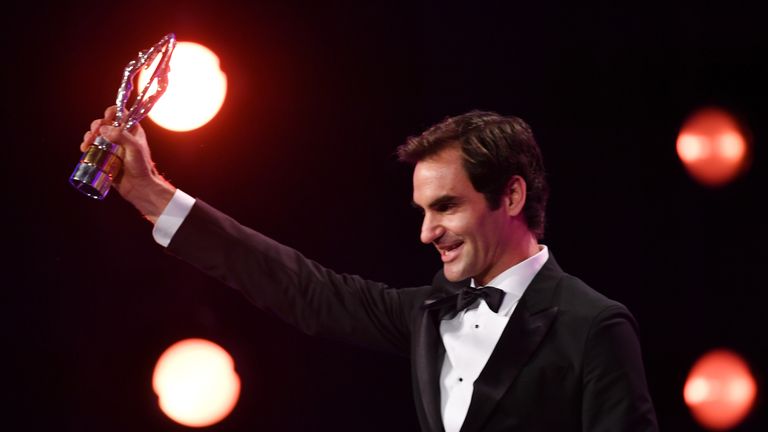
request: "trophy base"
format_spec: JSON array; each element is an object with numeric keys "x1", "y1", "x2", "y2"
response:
[{"x1": 69, "y1": 136, "x2": 124, "y2": 200}]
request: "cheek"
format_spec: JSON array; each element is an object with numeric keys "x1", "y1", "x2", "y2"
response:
[
  {"x1": 452, "y1": 220, "x2": 488, "y2": 257},
  {"x1": 472, "y1": 215, "x2": 505, "y2": 249},
  {"x1": 445, "y1": 212, "x2": 475, "y2": 235}
]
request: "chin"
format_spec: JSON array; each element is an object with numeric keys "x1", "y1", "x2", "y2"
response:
[{"x1": 443, "y1": 266, "x2": 470, "y2": 282}]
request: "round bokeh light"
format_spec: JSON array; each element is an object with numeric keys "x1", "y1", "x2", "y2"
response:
[
  {"x1": 684, "y1": 349, "x2": 757, "y2": 430},
  {"x1": 676, "y1": 107, "x2": 750, "y2": 187},
  {"x1": 139, "y1": 41, "x2": 227, "y2": 132},
  {"x1": 153, "y1": 338, "x2": 240, "y2": 427}
]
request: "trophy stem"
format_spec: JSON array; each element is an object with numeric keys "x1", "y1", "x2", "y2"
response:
[{"x1": 69, "y1": 136, "x2": 125, "y2": 200}]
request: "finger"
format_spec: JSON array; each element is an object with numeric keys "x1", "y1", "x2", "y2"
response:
[
  {"x1": 91, "y1": 118, "x2": 108, "y2": 135},
  {"x1": 132, "y1": 122, "x2": 145, "y2": 138},
  {"x1": 99, "y1": 125, "x2": 138, "y2": 150},
  {"x1": 80, "y1": 131, "x2": 93, "y2": 152},
  {"x1": 104, "y1": 105, "x2": 117, "y2": 121},
  {"x1": 99, "y1": 125, "x2": 121, "y2": 144}
]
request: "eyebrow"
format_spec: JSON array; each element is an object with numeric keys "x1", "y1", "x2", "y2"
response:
[{"x1": 411, "y1": 195, "x2": 461, "y2": 211}]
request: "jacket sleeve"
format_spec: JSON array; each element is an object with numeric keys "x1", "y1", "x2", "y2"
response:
[
  {"x1": 581, "y1": 305, "x2": 659, "y2": 431},
  {"x1": 167, "y1": 199, "x2": 422, "y2": 356}
]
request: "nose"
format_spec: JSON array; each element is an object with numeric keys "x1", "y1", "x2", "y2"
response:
[{"x1": 420, "y1": 213, "x2": 444, "y2": 245}]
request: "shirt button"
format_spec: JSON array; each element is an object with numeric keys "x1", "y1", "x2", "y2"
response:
[
  {"x1": 474, "y1": 324, "x2": 479, "y2": 329},
  {"x1": 459, "y1": 377, "x2": 463, "y2": 382}
]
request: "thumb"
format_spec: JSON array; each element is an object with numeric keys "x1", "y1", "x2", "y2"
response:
[{"x1": 99, "y1": 125, "x2": 136, "y2": 149}]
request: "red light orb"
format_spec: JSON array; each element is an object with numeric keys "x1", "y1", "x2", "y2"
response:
[
  {"x1": 676, "y1": 108, "x2": 750, "y2": 187},
  {"x1": 684, "y1": 349, "x2": 757, "y2": 430},
  {"x1": 153, "y1": 338, "x2": 240, "y2": 427}
]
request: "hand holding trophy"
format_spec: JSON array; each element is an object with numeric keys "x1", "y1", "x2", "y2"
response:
[{"x1": 70, "y1": 34, "x2": 177, "y2": 200}]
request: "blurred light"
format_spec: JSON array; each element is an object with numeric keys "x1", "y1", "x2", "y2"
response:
[
  {"x1": 139, "y1": 41, "x2": 227, "y2": 132},
  {"x1": 153, "y1": 338, "x2": 240, "y2": 427},
  {"x1": 676, "y1": 107, "x2": 750, "y2": 187},
  {"x1": 684, "y1": 349, "x2": 757, "y2": 430}
]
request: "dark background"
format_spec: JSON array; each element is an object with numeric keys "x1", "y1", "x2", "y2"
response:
[{"x1": 4, "y1": 0, "x2": 767, "y2": 430}]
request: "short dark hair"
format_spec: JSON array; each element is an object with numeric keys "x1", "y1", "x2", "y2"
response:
[{"x1": 397, "y1": 111, "x2": 548, "y2": 239}]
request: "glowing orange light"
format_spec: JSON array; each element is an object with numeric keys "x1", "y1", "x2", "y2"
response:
[
  {"x1": 684, "y1": 349, "x2": 757, "y2": 430},
  {"x1": 153, "y1": 338, "x2": 240, "y2": 427},
  {"x1": 139, "y1": 41, "x2": 227, "y2": 132},
  {"x1": 676, "y1": 108, "x2": 750, "y2": 187}
]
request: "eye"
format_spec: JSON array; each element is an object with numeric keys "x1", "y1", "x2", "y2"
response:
[{"x1": 435, "y1": 202, "x2": 457, "y2": 213}]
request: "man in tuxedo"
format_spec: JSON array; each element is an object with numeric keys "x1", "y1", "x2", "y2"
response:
[{"x1": 81, "y1": 108, "x2": 658, "y2": 431}]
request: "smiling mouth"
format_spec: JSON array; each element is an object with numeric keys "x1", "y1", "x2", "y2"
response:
[{"x1": 438, "y1": 241, "x2": 464, "y2": 262}]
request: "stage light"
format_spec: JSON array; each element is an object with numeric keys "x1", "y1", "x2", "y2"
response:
[
  {"x1": 676, "y1": 107, "x2": 750, "y2": 187},
  {"x1": 684, "y1": 349, "x2": 757, "y2": 430},
  {"x1": 153, "y1": 338, "x2": 240, "y2": 427},
  {"x1": 138, "y1": 41, "x2": 227, "y2": 132}
]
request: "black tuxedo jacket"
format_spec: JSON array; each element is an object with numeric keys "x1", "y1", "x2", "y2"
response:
[{"x1": 168, "y1": 200, "x2": 658, "y2": 431}]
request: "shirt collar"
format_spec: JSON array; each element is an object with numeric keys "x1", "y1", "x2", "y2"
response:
[{"x1": 471, "y1": 245, "x2": 549, "y2": 315}]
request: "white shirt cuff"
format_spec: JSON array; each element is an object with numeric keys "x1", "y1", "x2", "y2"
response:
[{"x1": 152, "y1": 189, "x2": 196, "y2": 247}]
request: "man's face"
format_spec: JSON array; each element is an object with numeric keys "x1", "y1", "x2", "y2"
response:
[{"x1": 412, "y1": 145, "x2": 517, "y2": 285}]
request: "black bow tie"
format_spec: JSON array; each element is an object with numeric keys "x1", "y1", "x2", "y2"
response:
[{"x1": 424, "y1": 286, "x2": 506, "y2": 319}]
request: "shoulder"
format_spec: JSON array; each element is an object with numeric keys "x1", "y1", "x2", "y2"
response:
[
  {"x1": 527, "y1": 253, "x2": 631, "y2": 323},
  {"x1": 553, "y1": 272, "x2": 639, "y2": 335},
  {"x1": 558, "y1": 273, "x2": 626, "y2": 312}
]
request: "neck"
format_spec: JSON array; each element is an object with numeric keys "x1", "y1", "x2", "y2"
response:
[{"x1": 476, "y1": 227, "x2": 540, "y2": 286}]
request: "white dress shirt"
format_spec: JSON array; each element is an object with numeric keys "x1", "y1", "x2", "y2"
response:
[
  {"x1": 438, "y1": 246, "x2": 549, "y2": 432},
  {"x1": 152, "y1": 189, "x2": 195, "y2": 247},
  {"x1": 153, "y1": 191, "x2": 549, "y2": 431}
]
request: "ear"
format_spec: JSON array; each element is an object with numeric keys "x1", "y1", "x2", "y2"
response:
[{"x1": 503, "y1": 175, "x2": 527, "y2": 217}]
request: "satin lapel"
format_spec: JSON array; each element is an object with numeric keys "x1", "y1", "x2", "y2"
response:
[
  {"x1": 414, "y1": 307, "x2": 447, "y2": 432},
  {"x1": 459, "y1": 257, "x2": 563, "y2": 432},
  {"x1": 413, "y1": 274, "x2": 468, "y2": 432}
]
